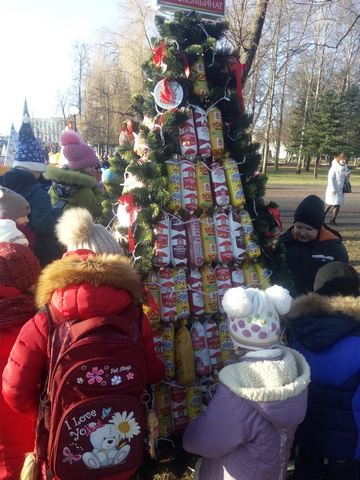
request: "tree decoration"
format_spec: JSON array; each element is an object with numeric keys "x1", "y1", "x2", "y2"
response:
[{"x1": 104, "y1": 10, "x2": 292, "y2": 454}]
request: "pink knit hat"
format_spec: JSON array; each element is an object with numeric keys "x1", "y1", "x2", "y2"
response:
[{"x1": 60, "y1": 130, "x2": 100, "y2": 170}]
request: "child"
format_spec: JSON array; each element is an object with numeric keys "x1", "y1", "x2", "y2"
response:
[
  {"x1": 0, "y1": 116, "x2": 63, "y2": 266},
  {"x1": 287, "y1": 262, "x2": 360, "y2": 479},
  {"x1": 44, "y1": 130, "x2": 103, "y2": 218},
  {"x1": 0, "y1": 219, "x2": 29, "y2": 245},
  {"x1": 54, "y1": 206, "x2": 124, "y2": 255},
  {"x1": 0, "y1": 186, "x2": 35, "y2": 247},
  {"x1": 2, "y1": 215, "x2": 165, "y2": 480},
  {"x1": 277, "y1": 195, "x2": 348, "y2": 296},
  {"x1": 183, "y1": 285, "x2": 310, "y2": 480},
  {"x1": 0, "y1": 242, "x2": 41, "y2": 479}
]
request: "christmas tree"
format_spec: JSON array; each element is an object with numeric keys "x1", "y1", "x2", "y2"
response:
[
  {"x1": 102, "y1": 11, "x2": 289, "y2": 476},
  {"x1": 107, "y1": 11, "x2": 285, "y2": 275},
  {"x1": 4, "y1": 123, "x2": 18, "y2": 167}
]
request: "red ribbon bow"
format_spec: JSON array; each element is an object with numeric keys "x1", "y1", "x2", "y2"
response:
[
  {"x1": 118, "y1": 194, "x2": 137, "y2": 253},
  {"x1": 226, "y1": 56, "x2": 247, "y2": 116},
  {"x1": 160, "y1": 78, "x2": 172, "y2": 104},
  {"x1": 122, "y1": 118, "x2": 133, "y2": 134},
  {"x1": 152, "y1": 41, "x2": 167, "y2": 69}
]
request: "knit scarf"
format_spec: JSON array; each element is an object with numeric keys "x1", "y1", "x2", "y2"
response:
[{"x1": 0, "y1": 287, "x2": 38, "y2": 329}]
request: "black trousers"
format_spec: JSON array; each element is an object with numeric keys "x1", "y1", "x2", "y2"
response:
[{"x1": 293, "y1": 443, "x2": 360, "y2": 480}]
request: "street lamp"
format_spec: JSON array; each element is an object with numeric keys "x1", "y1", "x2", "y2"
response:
[{"x1": 69, "y1": 106, "x2": 79, "y2": 132}]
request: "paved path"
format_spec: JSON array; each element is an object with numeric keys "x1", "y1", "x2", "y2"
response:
[{"x1": 265, "y1": 184, "x2": 359, "y2": 231}]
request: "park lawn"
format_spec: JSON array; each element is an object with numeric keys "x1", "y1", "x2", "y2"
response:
[
  {"x1": 265, "y1": 164, "x2": 360, "y2": 273},
  {"x1": 341, "y1": 230, "x2": 360, "y2": 274},
  {"x1": 265, "y1": 163, "x2": 360, "y2": 186}
]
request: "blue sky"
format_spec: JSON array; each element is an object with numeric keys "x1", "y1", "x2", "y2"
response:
[{"x1": 0, "y1": 0, "x2": 120, "y2": 135}]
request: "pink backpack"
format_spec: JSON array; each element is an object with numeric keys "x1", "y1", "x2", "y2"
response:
[{"x1": 36, "y1": 304, "x2": 148, "y2": 480}]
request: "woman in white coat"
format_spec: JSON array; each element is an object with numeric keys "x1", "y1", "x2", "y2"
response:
[{"x1": 324, "y1": 153, "x2": 350, "y2": 226}]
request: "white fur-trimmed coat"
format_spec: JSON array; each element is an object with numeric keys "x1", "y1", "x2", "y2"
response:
[{"x1": 325, "y1": 159, "x2": 348, "y2": 206}]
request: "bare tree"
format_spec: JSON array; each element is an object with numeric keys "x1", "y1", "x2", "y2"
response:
[
  {"x1": 98, "y1": 0, "x2": 155, "y2": 97},
  {"x1": 78, "y1": 0, "x2": 156, "y2": 148},
  {"x1": 70, "y1": 41, "x2": 90, "y2": 116},
  {"x1": 240, "y1": 0, "x2": 270, "y2": 83},
  {"x1": 226, "y1": 0, "x2": 360, "y2": 168},
  {"x1": 66, "y1": 0, "x2": 360, "y2": 160},
  {"x1": 55, "y1": 90, "x2": 70, "y2": 125}
]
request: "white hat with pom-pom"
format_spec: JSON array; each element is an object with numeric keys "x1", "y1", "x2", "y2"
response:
[
  {"x1": 222, "y1": 285, "x2": 292, "y2": 350},
  {"x1": 55, "y1": 207, "x2": 124, "y2": 255}
]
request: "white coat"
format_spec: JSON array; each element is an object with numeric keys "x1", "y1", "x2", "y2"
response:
[{"x1": 325, "y1": 159, "x2": 348, "y2": 206}]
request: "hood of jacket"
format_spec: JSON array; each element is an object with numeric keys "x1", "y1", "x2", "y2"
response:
[
  {"x1": 286, "y1": 293, "x2": 360, "y2": 351},
  {"x1": 44, "y1": 165, "x2": 97, "y2": 188},
  {"x1": 35, "y1": 252, "x2": 144, "y2": 322},
  {"x1": 1, "y1": 168, "x2": 39, "y2": 195},
  {"x1": 219, "y1": 346, "x2": 310, "y2": 429}
]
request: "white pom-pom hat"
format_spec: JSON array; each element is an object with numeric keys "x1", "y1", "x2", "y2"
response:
[
  {"x1": 222, "y1": 285, "x2": 292, "y2": 350},
  {"x1": 55, "y1": 207, "x2": 124, "y2": 255}
]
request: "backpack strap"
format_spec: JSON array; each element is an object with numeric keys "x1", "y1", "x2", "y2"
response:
[
  {"x1": 45, "y1": 304, "x2": 55, "y2": 357},
  {"x1": 31, "y1": 305, "x2": 54, "y2": 469}
]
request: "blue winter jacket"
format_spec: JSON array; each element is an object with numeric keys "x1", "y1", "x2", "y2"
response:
[
  {"x1": 287, "y1": 292, "x2": 360, "y2": 460},
  {"x1": 0, "y1": 168, "x2": 63, "y2": 266}
]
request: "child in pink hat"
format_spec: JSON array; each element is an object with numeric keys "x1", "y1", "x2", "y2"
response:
[{"x1": 44, "y1": 130, "x2": 103, "y2": 218}]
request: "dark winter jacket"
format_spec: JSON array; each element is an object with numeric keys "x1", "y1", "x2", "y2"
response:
[
  {"x1": 287, "y1": 293, "x2": 360, "y2": 460},
  {"x1": 278, "y1": 225, "x2": 348, "y2": 296},
  {"x1": 44, "y1": 165, "x2": 103, "y2": 217},
  {"x1": 0, "y1": 168, "x2": 63, "y2": 266},
  {"x1": 183, "y1": 347, "x2": 310, "y2": 480}
]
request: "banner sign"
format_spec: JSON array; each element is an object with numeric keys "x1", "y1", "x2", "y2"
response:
[{"x1": 156, "y1": 0, "x2": 225, "y2": 19}]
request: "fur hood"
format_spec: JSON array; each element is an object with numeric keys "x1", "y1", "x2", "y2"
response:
[
  {"x1": 287, "y1": 292, "x2": 360, "y2": 322},
  {"x1": 35, "y1": 253, "x2": 144, "y2": 308},
  {"x1": 219, "y1": 347, "x2": 310, "y2": 404},
  {"x1": 44, "y1": 164, "x2": 97, "y2": 188}
]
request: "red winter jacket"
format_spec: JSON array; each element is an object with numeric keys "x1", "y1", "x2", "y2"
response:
[
  {"x1": 2, "y1": 251, "x2": 165, "y2": 480},
  {"x1": 0, "y1": 286, "x2": 38, "y2": 479}
]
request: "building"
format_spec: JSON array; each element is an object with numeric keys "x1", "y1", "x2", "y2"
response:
[{"x1": 31, "y1": 117, "x2": 66, "y2": 151}]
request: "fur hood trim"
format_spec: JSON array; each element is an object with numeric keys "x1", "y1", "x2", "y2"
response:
[
  {"x1": 287, "y1": 292, "x2": 360, "y2": 322},
  {"x1": 35, "y1": 253, "x2": 144, "y2": 308},
  {"x1": 44, "y1": 165, "x2": 97, "y2": 188},
  {"x1": 219, "y1": 346, "x2": 310, "y2": 402}
]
